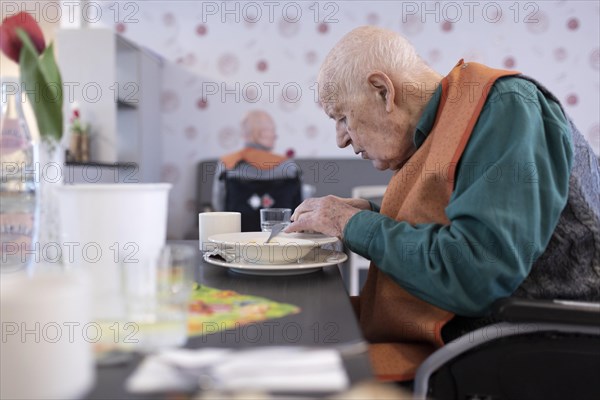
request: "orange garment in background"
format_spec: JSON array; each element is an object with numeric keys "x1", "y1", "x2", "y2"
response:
[
  {"x1": 220, "y1": 147, "x2": 287, "y2": 171},
  {"x1": 355, "y1": 60, "x2": 519, "y2": 381}
]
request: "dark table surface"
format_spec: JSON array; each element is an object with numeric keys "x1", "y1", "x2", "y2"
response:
[{"x1": 85, "y1": 241, "x2": 373, "y2": 399}]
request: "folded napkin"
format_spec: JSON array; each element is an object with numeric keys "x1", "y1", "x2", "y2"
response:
[
  {"x1": 203, "y1": 248, "x2": 236, "y2": 263},
  {"x1": 126, "y1": 347, "x2": 349, "y2": 394}
]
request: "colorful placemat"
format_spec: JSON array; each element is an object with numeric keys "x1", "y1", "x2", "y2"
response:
[{"x1": 187, "y1": 284, "x2": 301, "y2": 337}]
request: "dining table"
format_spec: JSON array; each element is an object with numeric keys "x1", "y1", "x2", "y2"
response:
[{"x1": 84, "y1": 240, "x2": 374, "y2": 399}]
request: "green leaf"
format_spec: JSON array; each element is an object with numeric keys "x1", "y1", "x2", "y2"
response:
[
  {"x1": 39, "y1": 42, "x2": 62, "y2": 91},
  {"x1": 16, "y1": 28, "x2": 63, "y2": 141}
]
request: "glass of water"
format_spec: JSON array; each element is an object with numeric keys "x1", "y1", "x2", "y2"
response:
[
  {"x1": 121, "y1": 244, "x2": 196, "y2": 352},
  {"x1": 260, "y1": 208, "x2": 292, "y2": 232}
]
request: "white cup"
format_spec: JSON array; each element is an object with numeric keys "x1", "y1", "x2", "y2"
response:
[
  {"x1": 199, "y1": 212, "x2": 241, "y2": 252},
  {"x1": 0, "y1": 270, "x2": 95, "y2": 400},
  {"x1": 58, "y1": 183, "x2": 171, "y2": 322}
]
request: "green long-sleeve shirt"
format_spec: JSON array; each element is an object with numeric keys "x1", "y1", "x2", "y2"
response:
[{"x1": 343, "y1": 76, "x2": 573, "y2": 316}]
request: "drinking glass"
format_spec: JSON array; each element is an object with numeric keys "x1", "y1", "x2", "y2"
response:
[
  {"x1": 120, "y1": 244, "x2": 196, "y2": 353},
  {"x1": 260, "y1": 208, "x2": 292, "y2": 232}
]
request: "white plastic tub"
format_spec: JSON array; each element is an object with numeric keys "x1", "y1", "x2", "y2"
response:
[{"x1": 57, "y1": 183, "x2": 172, "y2": 320}]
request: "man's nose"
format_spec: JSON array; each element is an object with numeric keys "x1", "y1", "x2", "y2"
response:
[{"x1": 336, "y1": 130, "x2": 350, "y2": 148}]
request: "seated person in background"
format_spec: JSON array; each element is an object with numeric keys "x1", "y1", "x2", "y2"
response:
[
  {"x1": 285, "y1": 26, "x2": 600, "y2": 380},
  {"x1": 213, "y1": 110, "x2": 301, "y2": 230}
]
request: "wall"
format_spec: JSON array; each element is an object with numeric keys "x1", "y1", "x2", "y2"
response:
[{"x1": 90, "y1": 1, "x2": 599, "y2": 238}]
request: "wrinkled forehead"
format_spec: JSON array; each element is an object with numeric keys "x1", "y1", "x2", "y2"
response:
[
  {"x1": 318, "y1": 83, "x2": 347, "y2": 118},
  {"x1": 321, "y1": 101, "x2": 341, "y2": 119},
  {"x1": 321, "y1": 79, "x2": 343, "y2": 95}
]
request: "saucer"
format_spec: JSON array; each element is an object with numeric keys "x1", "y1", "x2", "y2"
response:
[{"x1": 203, "y1": 248, "x2": 348, "y2": 276}]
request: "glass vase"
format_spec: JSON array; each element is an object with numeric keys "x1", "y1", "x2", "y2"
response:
[{"x1": 36, "y1": 135, "x2": 65, "y2": 269}]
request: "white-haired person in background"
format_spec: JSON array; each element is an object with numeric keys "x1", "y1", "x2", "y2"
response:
[
  {"x1": 285, "y1": 26, "x2": 600, "y2": 380},
  {"x1": 212, "y1": 110, "x2": 300, "y2": 212}
]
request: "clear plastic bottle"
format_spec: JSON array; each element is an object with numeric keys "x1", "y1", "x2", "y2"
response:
[{"x1": 0, "y1": 79, "x2": 38, "y2": 273}]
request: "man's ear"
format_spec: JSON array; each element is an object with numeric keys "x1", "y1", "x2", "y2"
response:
[{"x1": 367, "y1": 71, "x2": 395, "y2": 113}]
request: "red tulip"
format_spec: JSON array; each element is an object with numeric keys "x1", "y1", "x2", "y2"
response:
[{"x1": 0, "y1": 12, "x2": 45, "y2": 63}]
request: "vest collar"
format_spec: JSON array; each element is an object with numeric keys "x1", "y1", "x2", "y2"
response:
[
  {"x1": 414, "y1": 83, "x2": 443, "y2": 149},
  {"x1": 244, "y1": 142, "x2": 272, "y2": 151}
]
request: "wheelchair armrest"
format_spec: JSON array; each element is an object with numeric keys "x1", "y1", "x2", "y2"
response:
[{"x1": 492, "y1": 297, "x2": 600, "y2": 327}]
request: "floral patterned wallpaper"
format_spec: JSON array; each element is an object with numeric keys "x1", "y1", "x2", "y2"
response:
[{"x1": 95, "y1": 1, "x2": 598, "y2": 239}]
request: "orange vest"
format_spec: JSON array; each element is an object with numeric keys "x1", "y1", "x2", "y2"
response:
[
  {"x1": 220, "y1": 147, "x2": 287, "y2": 171},
  {"x1": 357, "y1": 60, "x2": 520, "y2": 381}
]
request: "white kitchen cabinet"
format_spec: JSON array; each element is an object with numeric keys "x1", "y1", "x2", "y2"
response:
[{"x1": 55, "y1": 28, "x2": 162, "y2": 183}]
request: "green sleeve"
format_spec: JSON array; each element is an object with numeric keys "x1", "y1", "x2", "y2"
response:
[{"x1": 343, "y1": 78, "x2": 573, "y2": 316}]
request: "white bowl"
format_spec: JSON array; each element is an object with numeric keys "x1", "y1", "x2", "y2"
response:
[{"x1": 208, "y1": 232, "x2": 318, "y2": 264}]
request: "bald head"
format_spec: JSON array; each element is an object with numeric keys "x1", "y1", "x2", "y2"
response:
[
  {"x1": 318, "y1": 26, "x2": 433, "y2": 103},
  {"x1": 242, "y1": 110, "x2": 277, "y2": 150},
  {"x1": 316, "y1": 26, "x2": 443, "y2": 171}
]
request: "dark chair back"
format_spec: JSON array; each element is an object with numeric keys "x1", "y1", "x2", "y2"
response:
[{"x1": 223, "y1": 174, "x2": 302, "y2": 232}]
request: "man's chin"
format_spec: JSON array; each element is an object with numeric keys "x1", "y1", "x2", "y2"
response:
[
  {"x1": 387, "y1": 155, "x2": 414, "y2": 171},
  {"x1": 372, "y1": 160, "x2": 390, "y2": 171}
]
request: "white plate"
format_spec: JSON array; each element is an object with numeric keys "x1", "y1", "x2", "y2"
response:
[{"x1": 203, "y1": 248, "x2": 348, "y2": 276}]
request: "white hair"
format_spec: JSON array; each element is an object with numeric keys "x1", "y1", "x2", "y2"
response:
[
  {"x1": 318, "y1": 26, "x2": 430, "y2": 101},
  {"x1": 241, "y1": 110, "x2": 271, "y2": 137}
]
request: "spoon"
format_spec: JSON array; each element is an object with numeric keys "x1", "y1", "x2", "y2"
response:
[{"x1": 264, "y1": 223, "x2": 287, "y2": 244}]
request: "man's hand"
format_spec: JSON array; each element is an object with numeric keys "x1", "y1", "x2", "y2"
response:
[
  {"x1": 284, "y1": 195, "x2": 363, "y2": 238},
  {"x1": 339, "y1": 198, "x2": 373, "y2": 210}
]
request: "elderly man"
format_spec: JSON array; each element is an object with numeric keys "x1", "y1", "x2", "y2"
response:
[
  {"x1": 286, "y1": 26, "x2": 599, "y2": 380},
  {"x1": 213, "y1": 110, "x2": 300, "y2": 229}
]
